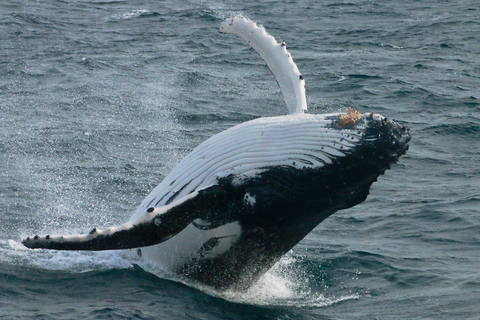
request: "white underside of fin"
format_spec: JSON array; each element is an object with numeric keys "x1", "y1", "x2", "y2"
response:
[
  {"x1": 219, "y1": 16, "x2": 307, "y2": 115},
  {"x1": 137, "y1": 221, "x2": 241, "y2": 270}
]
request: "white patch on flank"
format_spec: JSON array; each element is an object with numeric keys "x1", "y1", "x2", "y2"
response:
[
  {"x1": 243, "y1": 192, "x2": 257, "y2": 207},
  {"x1": 198, "y1": 221, "x2": 242, "y2": 259},
  {"x1": 137, "y1": 221, "x2": 242, "y2": 271}
]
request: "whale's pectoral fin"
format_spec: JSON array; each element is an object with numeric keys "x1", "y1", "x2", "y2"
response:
[
  {"x1": 219, "y1": 16, "x2": 307, "y2": 114},
  {"x1": 22, "y1": 185, "x2": 229, "y2": 251}
]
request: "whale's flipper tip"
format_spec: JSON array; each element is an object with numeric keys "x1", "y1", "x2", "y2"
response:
[{"x1": 220, "y1": 16, "x2": 307, "y2": 115}]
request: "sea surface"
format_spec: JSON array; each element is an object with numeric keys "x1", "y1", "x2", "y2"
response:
[{"x1": 1, "y1": 0, "x2": 479, "y2": 319}]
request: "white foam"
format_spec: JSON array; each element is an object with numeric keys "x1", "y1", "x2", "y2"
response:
[
  {"x1": 112, "y1": 9, "x2": 151, "y2": 20},
  {"x1": 3, "y1": 239, "x2": 131, "y2": 273}
]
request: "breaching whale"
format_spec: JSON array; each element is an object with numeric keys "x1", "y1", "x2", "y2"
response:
[{"x1": 22, "y1": 16, "x2": 410, "y2": 290}]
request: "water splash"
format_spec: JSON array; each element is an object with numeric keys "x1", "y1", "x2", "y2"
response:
[
  {"x1": 111, "y1": 9, "x2": 155, "y2": 20},
  {"x1": 179, "y1": 254, "x2": 360, "y2": 308},
  {"x1": 4, "y1": 239, "x2": 132, "y2": 273},
  {"x1": 3, "y1": 238, "x2": 359, "y2": 308}
]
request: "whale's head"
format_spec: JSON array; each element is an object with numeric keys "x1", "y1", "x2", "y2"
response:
[
  {"x1": 342, "y1": 109, "x2": 411, "y2": 174},
  {"x1": 301, "y1": 109, "x2": 411, "y2": 211},
  {"x1": 244, "y1": 109, "x2": 411, "y2": 212}
]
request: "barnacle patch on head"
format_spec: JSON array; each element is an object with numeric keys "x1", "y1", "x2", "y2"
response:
[{"x1": 337, "y1": 108, "x2": 362, "y2": 128}]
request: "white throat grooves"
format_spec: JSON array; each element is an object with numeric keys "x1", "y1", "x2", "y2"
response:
[{"x1": 219, "y1": 16, "x2": 307, "y2": 115}]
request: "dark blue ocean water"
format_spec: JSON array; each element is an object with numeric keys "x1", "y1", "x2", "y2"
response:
[{"x1": 1, "y1": 0, "x2": 479, "y2": 319}]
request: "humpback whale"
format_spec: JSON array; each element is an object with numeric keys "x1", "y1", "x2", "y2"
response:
[{"x1": 22, "y1": 16, "x2": 410, "y2": 290}]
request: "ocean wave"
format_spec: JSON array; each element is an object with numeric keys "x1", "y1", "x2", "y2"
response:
[{"x1": 110, "y1": 9, "x2": 159, "y2": 21}]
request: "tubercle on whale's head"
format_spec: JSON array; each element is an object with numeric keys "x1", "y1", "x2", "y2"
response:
[
  {"x1": 327, "y1": 108, "x2": 410, "y2": 155},
  {"x1": 323, "y1": 108, "x2": 410, "y2": 175},
  {"x1": 336, "y1": 108, "x2": 363, "y2": 128},
  {"x1": 359, "y1": 111, "x2": 411, "y2": 166},
  {"x1": 296, "y1": 109, "x2": 411, "y2": 213}
]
